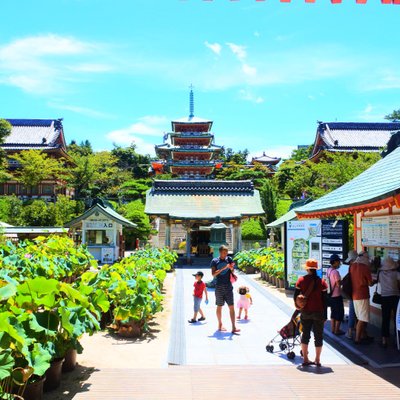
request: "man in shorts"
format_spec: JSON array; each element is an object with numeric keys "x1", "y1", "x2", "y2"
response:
[
  {"x1": 351, "y1": 251, "x2": 374, "y2": 344},
  {"x1": 211, "y1": 245, "x2": 240, "y2": 334}
]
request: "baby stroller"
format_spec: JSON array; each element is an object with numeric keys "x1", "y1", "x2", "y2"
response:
[{"x1": 266, "y1": 310, "x2": 302, "y2": 360}]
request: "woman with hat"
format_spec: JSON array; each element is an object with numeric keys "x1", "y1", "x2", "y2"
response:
[
  {"x1": 378, "y1": 257, "x2": 400, "y2": 348},
  {"x1": 294, "y1": 259, "x2": 328, "y2": 367}
]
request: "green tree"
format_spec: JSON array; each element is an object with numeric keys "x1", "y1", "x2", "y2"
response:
[
  {"x1": 0, "y1": 195, "x2": 23, "y2": 225},
  {"x1": 112, "y1": 145, "x2": 151, "y2": 179},
  {"x1": 53, "y1": 195, "x2": 84, "y2": 226},
  {"x1": 215, "y1": 164, "x2": 270, "y2": 187},
  {"x1": 241, "y1": 218, "x2": 266, "y2": 240},
  {"x1": 259, "y1": 180, "x2": 277, "y2": 223},
  {"x1": 20, "y1": 200, "x2": 56, "y2": 226},
  {"x1": 384, "y1": 109, "x2": 400, "y2": 121},
  {"x1": 118, "y1": 200, "x2": 153, "y2": 243},
  {"x1": 221, "y1": 148, "x2": 249, "y2": 165},
  {"x1": 0, "y1": 119, "x2": 11, "y2": 178},
  {"x1": 118, "y1": 179, "x2": 152, "y2": 202},
  {"x1": 11, "y1": 150, "x2": 66, "y2": 194},
  {"x1": 290, "y1": 145, "x2": 313, "y2": 161},
  {"x1": 67, "y1": 140, "x2": 93, "y2": 156}
]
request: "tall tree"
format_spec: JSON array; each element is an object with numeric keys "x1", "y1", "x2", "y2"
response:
[
  {"x1": 221, "y1": 148, "x2": 249, "y2": 165},
  {"x1": 0, "y1": 119, "x2": 11, "y2": 177},
  {"x1": 111, "y1": 144, "x2": 151, "y2": 179},
  {"x1": 259, "y1": 180, "x2": 278, "y2": 223},
  {"x1": 384, "y1": 109, "x2": 400, "y2": 122},
  {"x1": 67, "y1": 140, "x2": 93, "y2": 156},
  {"x1": 290, "y1": 145, "x2": 313, "y2": 162},
  {"x1": 11, "y1": 150, "x2": 66, "y2": 194}
]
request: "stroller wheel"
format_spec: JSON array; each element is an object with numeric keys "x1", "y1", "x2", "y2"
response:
[
  {"x1": 279, "y1": 343, "x2": 287, "y2": 351},
  {"x1": 266, "y1": 345, "x2": 274, "y2": 353},
  {"x1": 287, "y1": 351, "x2": 295, "y2": 360}
]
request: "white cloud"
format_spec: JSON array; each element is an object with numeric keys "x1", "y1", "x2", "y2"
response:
[
  {"x1": 48, "y1": 102, "x2": 115, "y2": 119},
  {"x1": 364, "y1": 104, "x2": 373, "y2": 114},
  {"x1": 356, "y1": 104, "x2": 386, "y2": 122},
  {"x1": 254, "y1": 32, "x2": 260, "y2": 38},
  {"x1": 106, "y1": 115, "x2": 168, "y2": 155},
  {"x1": 226, "y1": 42, "x2": 247, "y2": 61},
  {"x1": 361, "y1": 69, "x2": 400, "y2": 91},
  {"x1": 0, "y1": 34, "x2": 109, "y2": 94},
  {"x1": 238, "y1": 89, "x2": 264, "y2": 104},
  {"x1": 204, "y1": 41, "x2": 222, "y2": 56},
  {"x1": 242, "y1": 63, "x2": 257, "y2": 77}
]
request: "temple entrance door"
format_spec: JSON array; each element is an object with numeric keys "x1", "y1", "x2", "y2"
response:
[{"x1": 191, "y1": 228, "x2": 210, "y2": 257}]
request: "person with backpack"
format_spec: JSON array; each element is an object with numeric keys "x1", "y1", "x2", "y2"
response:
[
  {"x1": 294, "y1": 259, "x2": 328, "y2": 367},
  {"x1": 327, "y1": 254, "x2": 345, "y2": 335}
]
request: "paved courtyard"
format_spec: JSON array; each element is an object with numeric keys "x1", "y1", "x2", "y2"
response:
[{"x1": 170, "y1": 267, "x2": 349, "y2": 367}]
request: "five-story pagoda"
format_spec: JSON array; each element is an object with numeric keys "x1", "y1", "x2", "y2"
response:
[{"x1": 155, "y1": 88, "x2": 223, "y2": 179}]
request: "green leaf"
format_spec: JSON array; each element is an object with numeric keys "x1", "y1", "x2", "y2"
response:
[
  {"x1": 0, "y1": 281, "x2": 17, "y2": 301},
  {"x1": 0, "y1": 349, "x2": 14, "y2": 380}
]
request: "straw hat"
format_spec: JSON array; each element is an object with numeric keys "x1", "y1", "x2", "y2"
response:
[
  {"x1": 381, "y1": 256, "x2": 398, "y2": 271},
  {"x1": 303, "y1": 258, "x2": 320, "y2": 270}
]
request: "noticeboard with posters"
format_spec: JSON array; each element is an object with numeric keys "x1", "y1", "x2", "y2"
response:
[
  {"x1": 285, "y1": 220, "x2": 322, "y2": 289},
  {"x1": 361, "y1": 215, "x2": 400, "y2": 248},
  {"x1": 285, "y1": 219, "x2": 348, "y2": 289}
]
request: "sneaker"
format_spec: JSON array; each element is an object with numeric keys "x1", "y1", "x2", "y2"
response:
[
  {"x1": 188, "y1": 319, "x2": 197, "y2": 324},
  {"x1": 198, "y1": 317, "x2": 206, "y2": 322}
]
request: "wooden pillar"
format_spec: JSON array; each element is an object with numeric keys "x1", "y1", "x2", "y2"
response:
[
  {"x1": 237, "y1": 222, "x2": 242, "y2": 252},
  {"x1": 165, "y1": 219, "x2": 171, "y2": 248}
]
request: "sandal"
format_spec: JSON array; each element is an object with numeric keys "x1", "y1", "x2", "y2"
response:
[
  {"x1": 315, "y1": 362, "x2": 322, "y2": 367},
  {"x1": 301, "y1": 361, "x2": 315, "y2": 367},
  {"x1": 232, "y1": 328, "x2": 241, "y2": 334}
]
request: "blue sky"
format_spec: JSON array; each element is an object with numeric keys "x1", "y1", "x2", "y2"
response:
[{"x1": 0, "y1": 0, "x2": 399, "y2": 158}]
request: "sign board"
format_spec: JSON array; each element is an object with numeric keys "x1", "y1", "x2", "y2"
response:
[
  {"x1": 285, "y1": 220, "x2": 322, "y2": 288},
  {"x1": 101, "y1": 247, "x2": 114, "y2": 264},
  {"x1": 361, "y1": 215, "x2": 400, "y2": 248},
  {"x1": 84, "y1": 220, "x2": 115, "y2": 230},
  {"x1": 321, "y1": 220, "x2": 348, "y2": 278}
]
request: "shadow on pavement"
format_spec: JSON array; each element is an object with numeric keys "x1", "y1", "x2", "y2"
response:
[
  {"x1": 296, "y1": 365, "x2": 334, "y2": 375},
  {"x1": 43, "y1": 365, "x2": 98, "y2": 400},
  {"x1": 208, "y1": 331, "x2": 235, "y2": 341}
]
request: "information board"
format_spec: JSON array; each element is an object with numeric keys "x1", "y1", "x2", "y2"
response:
[
  {"x1": 101, "y1": 247, "x2": 114, "y2": 264},
  {"x1": 285, "y1": 220, "x2": 322, "y2": 288},
  {"x1": 321, "y1": 220, "x2": 348, "y2": 278},
  {"x1": 361, "y1": 215, "x2": 400, "y2": 248}
]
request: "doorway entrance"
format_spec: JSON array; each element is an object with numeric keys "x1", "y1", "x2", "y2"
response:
[{"x1": 191, "y1": 227, "x2": 210, "y2": 257}]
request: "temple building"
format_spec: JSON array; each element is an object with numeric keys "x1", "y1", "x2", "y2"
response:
[
  {"x1": 309, "y1": 121, "x2": 400, "y2": 162},
  {"x1": 251, "y1": 152, "x2": 281, "y2": 173},
  {"x1": 0, "y1": 118, "x2": 74, "y2": 199},
  {"x1": 146, "y1": 91, "x2": 264, "y2": 262},
  {"x1": 154, "y1": 89, "x2": 223, "y2": 179}
]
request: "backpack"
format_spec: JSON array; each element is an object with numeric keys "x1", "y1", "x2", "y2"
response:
[{"x1": 341, "y1": 272, "x2": 353, "y2": 299}]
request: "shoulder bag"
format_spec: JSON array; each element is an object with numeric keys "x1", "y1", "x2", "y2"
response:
[
  {"x1": 341, "y1": 270, "x2": 353, "y2": 299},
  {"x1": 295, "y1": 277, "x2": 317, "y2": 311},
  {"x1": 372, "y1": 270, "x2": 382, "y2": 305}
]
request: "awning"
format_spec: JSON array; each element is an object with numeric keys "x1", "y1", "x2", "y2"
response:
[{"x1": 267, "y1": 208, "x2": 298, "y2": 228}]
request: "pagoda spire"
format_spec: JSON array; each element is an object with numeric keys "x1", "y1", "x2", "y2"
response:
[{"x1": 189, "y1": 84, "x2": 194, "y2": 118}]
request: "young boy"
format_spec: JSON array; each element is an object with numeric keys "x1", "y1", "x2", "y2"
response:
[{"x1": 188, "y1": 271, "x2": 208, "y2": 323}]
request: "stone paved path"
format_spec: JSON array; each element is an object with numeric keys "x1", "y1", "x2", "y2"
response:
[{"x1": 171, "y1": 267, "x2": 349, "y2": 366}]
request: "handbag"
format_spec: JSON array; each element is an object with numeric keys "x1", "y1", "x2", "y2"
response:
[
  {"x1": 230, "y1": 270, "x2": 238, "y2": 284},
  {"x1": 372, "y1": 271, "x2": 382, "y2": 305},
  {"x1": 295, "y1": 277, "x2": 317, "y2": 311}
]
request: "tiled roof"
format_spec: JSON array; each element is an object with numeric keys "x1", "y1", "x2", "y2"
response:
[
  {"x1": 172, "y1": 116, "x2": 212, "y2": 124},
  {"x1": 315, "y1": 122, "x2": 400, "y2": 152},
  {"x1": 145, "y1": 180, "x2": 264, "y2": 219},
  {"x1": 66, "y1": 203, "x2": 137, "y2": 228},
  {"x1": 2, "y1": 119, "x2": 66, "y2": 150},
  {"x1": 252, "y1": 152, "x2": 281, "y2": 165},
  {"x1": 296, "y1": 146, "x2": 400, "y2": 215}
]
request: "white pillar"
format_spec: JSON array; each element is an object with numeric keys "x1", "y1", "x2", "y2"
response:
[
  {"x1": 165, "y1": 219, "x2": 171, "y2": 248},
  {"x1": 185, "y1": 223, "x2": 191, "y2": 265}
]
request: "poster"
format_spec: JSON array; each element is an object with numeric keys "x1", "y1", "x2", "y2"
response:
[
  {"x1": 361, "y1": 215, "x2": 400, "y2": 248},
  {"x1": 101, "y1": 247, "x2": 114, "y2": 264},
  {"x1": 321, "y1": 220, "x2": 348, "y2": 278},
  {"x1": 285, "y1": 220, "x2": 322, "y2": 288}
]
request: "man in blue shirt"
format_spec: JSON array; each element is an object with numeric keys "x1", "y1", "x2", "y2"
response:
[{"x1": 211, "y1": 245, "x2": 240, "y2": 334}]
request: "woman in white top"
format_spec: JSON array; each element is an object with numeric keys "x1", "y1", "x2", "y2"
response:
[{"x1": 378, "y1": 257, "x2": 400, "y2": 348}]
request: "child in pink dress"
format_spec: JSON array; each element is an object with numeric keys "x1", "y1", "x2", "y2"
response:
[{"x1": 237, "y1": 286, "x2": 253, "y2": 320}]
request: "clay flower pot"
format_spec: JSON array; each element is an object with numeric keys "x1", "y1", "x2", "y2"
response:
[
  {"x1": 62, "y1": 348, "x2": 77, "y2": 373},
  {"x1": 44, "y1": 358, "x2": 64, "y2": 392}
]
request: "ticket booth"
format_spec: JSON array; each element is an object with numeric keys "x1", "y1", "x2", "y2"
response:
[{"x1": 66, "y1": 201, "x2": 136, "y2": 263}]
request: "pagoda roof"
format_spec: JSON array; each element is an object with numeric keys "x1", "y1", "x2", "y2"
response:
[
  {"x1": 2, "y1": 119, "x2": 67, "y2": 151},
  {"x1": 296, "y1": 146, "x2": 400, "y2": 217},
  {"x1": 156, "y1": 144, "x2": 222, "y2": 152},
  {"x1": 252, "y1": 152, "x2": 281, "y2": 165},
  {"x1": 145, "y1": 180, "x2": 264, "y2": 220},
  {"x1": 171, "y1": 116, "x2": 212, "y2": 124}
]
